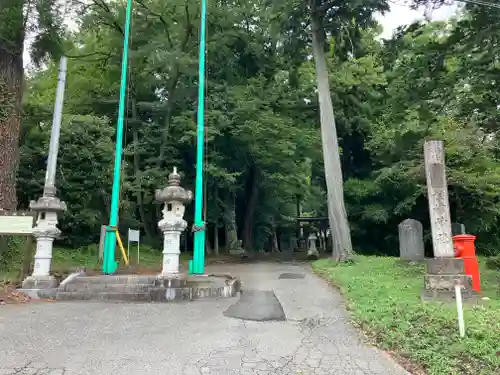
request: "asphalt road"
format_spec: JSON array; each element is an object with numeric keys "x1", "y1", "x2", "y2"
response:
[{"x1": 0, "y1": 263, "x2": 409, "y2": 375}]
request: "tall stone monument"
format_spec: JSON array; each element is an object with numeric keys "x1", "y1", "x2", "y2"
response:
[
  {"x1": 22, "y1": 57, "x2": 68, "y2": 291},
  {"x1": 423, "y1": 141, "x2": 472, "y2": 299},
  {"x1": 155, "y1": 168, "x2": 193, "y2": 276},
  {"x1": 398, "y1": 219, "x2": 425, "y2": 262}
]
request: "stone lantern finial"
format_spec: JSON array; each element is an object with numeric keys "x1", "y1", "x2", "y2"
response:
[{"x1": 168, "y1": 166, "x2": 181, "y2": 187}]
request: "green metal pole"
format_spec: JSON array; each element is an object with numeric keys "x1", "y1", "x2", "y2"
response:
[
  {"x1": 192, "y1": 0, "x2": 208, "y2": 274},
  {"x1": 102, "y1": 0, "x2": 133, "y2": 274}
]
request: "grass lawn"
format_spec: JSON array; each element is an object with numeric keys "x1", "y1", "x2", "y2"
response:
[{"x1": 313, "y1": 256, "x2": 500, "y2": 375}]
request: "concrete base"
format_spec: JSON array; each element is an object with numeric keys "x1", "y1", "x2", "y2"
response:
[
  {"x1": 17, "y1": 288, "x2": 58, "y2": 299},
  {"x1": 56, "y1": 273, "x2": 241, "y2": 302},
  {"x1": 423, "y1": 257, "x2": 474, "y2": 302},
  {"x1": 421, "y1": 289, "x2": 481, "y2": 303},
  {"x1": 21, "y1": 275, "x2": 58, "y2": 289}
]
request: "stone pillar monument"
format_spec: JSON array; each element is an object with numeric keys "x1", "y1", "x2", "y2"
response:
[
  {"x1": 22, "y1": 57, "x2": 68, "y2": 290},
  {"x1": 155, "y1": 168, "x2": 193, "y2": 277},
  {"x1": 423, "y1": 141, "x2": 472, "y2": 299}
]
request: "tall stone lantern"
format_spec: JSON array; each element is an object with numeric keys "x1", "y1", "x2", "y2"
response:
[{"x1": 155, "y1": 167, "x2": 193, "y2": 276}]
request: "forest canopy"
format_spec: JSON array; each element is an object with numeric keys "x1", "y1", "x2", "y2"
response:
[{"x1": 4, "y1": 0, "x2": 500, "y2": 256}]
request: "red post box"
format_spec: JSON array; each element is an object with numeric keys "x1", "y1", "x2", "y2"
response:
[{"x1": 452, "y1": 234, "x2": 481, "y2": 292}]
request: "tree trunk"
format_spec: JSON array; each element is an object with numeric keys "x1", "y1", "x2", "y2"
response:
[
  {"x1": 271, "y1": 224, "x2": 279, "y2": 252},
  {"x1": 224, "y1": 192, "x2": 239, "y2": 251},
  {"x1": 131, "y1": 99, "x2": 155, "y2": 241},
  {"x1": 213, "y1": 224, "x2": 219, "y2": 256},
  {"x1": 0, "y1": 3, "x2": 24, "y2": 210},
  {"x1": 205, "y1": 232, "x2": 212, "y2": 256},
  {"x1": 310, "y1": 7, "x2": 353, "y2": 261},
  {"x1": 212, "y1": 184, "x2": 219, "y2": 256},
  {"x1": 242, "y1": 166, "x2": 258, "y2": 252}
]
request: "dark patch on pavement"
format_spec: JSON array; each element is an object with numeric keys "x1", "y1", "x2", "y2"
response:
[
  {"x1": 223, "y1": 290, "x2": 286, "y2": 321},
  {"x1": 278, "y1": 273, "x2": 305, "y2": 279}
]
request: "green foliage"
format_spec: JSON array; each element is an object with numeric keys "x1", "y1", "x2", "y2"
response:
[
  {"x1": 313, "y1": 256, "x2": 500, "y2": 375},
  {"x1": 11, "y1": 1, "x2": 500, "y2": 258},
  {"x1": 0, "y1": 236, "x2": 25, "y2": 272},
  {"x1": 18, "y1": 115, "x2": 115, "y2": 245}
]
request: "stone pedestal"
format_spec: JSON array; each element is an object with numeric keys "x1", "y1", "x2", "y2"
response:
[
  {"x1": 22, "y1": 193, "x2": 66, "y2": 290},
  {"x1": 158, "y1": 221, "x2": 187, "y2": 276},
  {"x1": 422, "y1": 258, "x2": 475, "y2": 301}
]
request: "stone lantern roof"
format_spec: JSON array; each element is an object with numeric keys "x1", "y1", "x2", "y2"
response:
[{"x1": 155, "y1": 167, "x2": 193, "y2": 204}]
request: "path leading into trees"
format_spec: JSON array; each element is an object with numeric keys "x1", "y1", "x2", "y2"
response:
[{"x1": 0, "y1": 263, "x2": 409, "y2": 375}]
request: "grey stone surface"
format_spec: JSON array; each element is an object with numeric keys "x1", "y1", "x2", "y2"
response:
[
  {"x1": 21, "y1": 276, "x2": 58, "y2": 290},
  {"x1": 398, "y1": 219, "x2": 425, "y2": 262},
  {"x1": 423, "y1": 258, "x2": 473, "y2": 301},
  {"x1": 425, "y1": 258, "x2": 464, "y2": 275},
  {"x1": 56, "y1": 274, "x2": 239, "y2": 302},
  {"x1": 0, "y1": 263, "x2": 409, "y2": 375},
  {"x1": 424, "y1": 140, "x2": 454, "y2": 258},
  {"x1": 424, "y1": 274, "x2": 472, "y2": 291}
]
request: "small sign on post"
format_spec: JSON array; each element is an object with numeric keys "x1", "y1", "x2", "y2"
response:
[
  {"x1": 0, "y1": 211, "x2": 36, "y2": 235},
  {"x1": 0, "y1": 210, "x2": 37, "y2": 280},
  {"x1": 128, "y1": 228, "x2": 140, "y2": 264}
]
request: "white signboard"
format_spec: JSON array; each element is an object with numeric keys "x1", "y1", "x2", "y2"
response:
[
  {"x1": 0, "y1": 212, "x2": 35, "y2": 235},
  {"x1": 128, "y1": 229, "x2": 140, "y2": 242},
  {"x1": 127, "y1": 228, "x2": 140, "y2": 264}
]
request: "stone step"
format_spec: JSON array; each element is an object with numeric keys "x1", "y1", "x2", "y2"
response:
[
  {"x1": 69, "y1": 275, "x2": 192, "y2": 288},
  {"x1": 55, "y1": 274, "x2": 241, "y2": 302},
  {"x1": 70, "y1": 275, "x2": 158, "y2": 285},
  {"x1": 56, "y1": 284, "x2": 237, "y2": 302},
  {"x1": 61, "y1": 283, "x2": 156, "y2": 293},
  {"x1": 56, "y1": 291, "x2": 152, "y2": 302}
]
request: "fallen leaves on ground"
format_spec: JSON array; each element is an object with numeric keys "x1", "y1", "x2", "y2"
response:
[{"x1": 0, "y1": 282, "x2": 30, "y2": 305}]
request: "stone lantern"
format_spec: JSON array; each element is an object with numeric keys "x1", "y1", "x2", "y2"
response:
[
  {"x1": 24, "y1": 189, "x2": 67, "y2": 289},
  {"x1": 307, "y1": 233, "x2": 319, "y2": 259},
  {"x1": 155, "y1": 167, "x2": 193, "y2": 276}
]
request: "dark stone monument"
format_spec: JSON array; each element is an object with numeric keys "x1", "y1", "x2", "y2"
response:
[
  {"x1": 398, "y1": 219, "x2": 425, "y2": 262},
  {"x1": 451, "y1": 222, "x2": 466, "y2": 236}
]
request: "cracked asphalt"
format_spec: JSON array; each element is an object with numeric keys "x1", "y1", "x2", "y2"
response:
[{"x1": 0, "y1": 263, "x2": 409, "y2": 375}]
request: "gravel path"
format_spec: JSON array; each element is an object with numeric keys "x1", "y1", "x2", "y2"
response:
[{"x1": 0, "y1": 263, "x2": 409, "y2": 375}]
